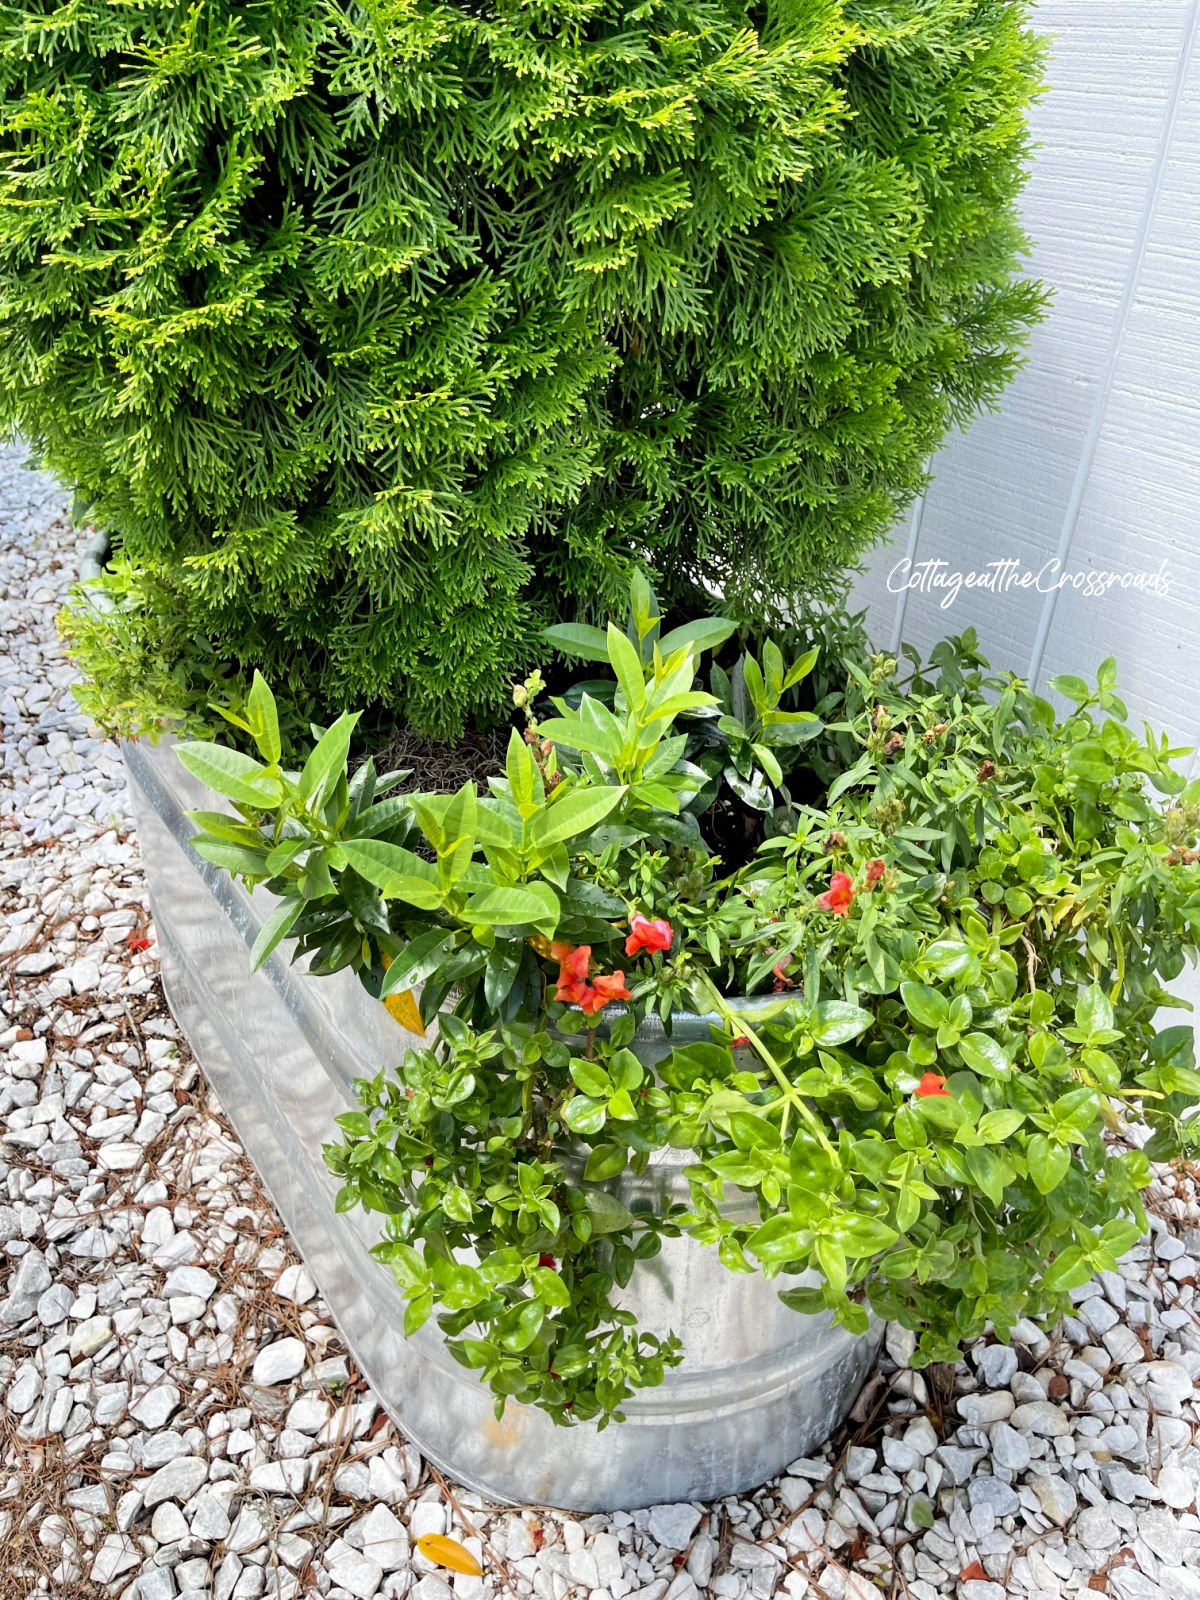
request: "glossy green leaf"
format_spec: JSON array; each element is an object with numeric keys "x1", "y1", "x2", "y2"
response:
[
  {"x1": 1042, "y1": 1246, "x2": 1093, "y2": 1293},
  {"x1": 191, "y1": 838, "x2": 272, "y2": 876},
  {"x1": 246, "y1": 671, "x2": 281, "y2": 765},
  {"x1": 296, "y1": 712, "x2": 359, "y2": 808},
  {"x1": 460, "y1": 882, "x2": 560, "y2": 933},
  {"x1": 249, "y1": 897, "x2": 303, "y2": 970},
  {"x1": 900, "y1": 981, "x2": 948, "y2": 1030},
  {"x1": 584, "y1": 1191, "x2": 636, "y2": 1234},
  {"x1": 562, "y1": 1095, "x2": 606, "y2": 1135},
  {"x1": 529, "y1": 786, "x2": 625, "y2": 848},
  {"x1": 583, "y1": 1144, "x2": 627, "y2": 1181},
  {"x1": 542, "y1": 622, "x2": 611, "y2": 662},
  {"x1": 976, "y1": 1109, "x2": 1024, "y2": 1144},
  {"x1": 176, "y1": 741, "x2": 282, "y2": 808},
  {"x1": 341, "y1": 839, "x2": 443, "y2": 908},
  {"x1": 657, "y1": 617, "x2": 737, "y2": 659},
  {"x1": 958, "y1": 1034, "x2": 1012, "y2": 1081},
  {"x1": 1026, "y1": 1133, "x2": 1070, "y2": 1195},
  {"x1": 810, "y1": 1002, "x2": 874, "y2": 1046}
]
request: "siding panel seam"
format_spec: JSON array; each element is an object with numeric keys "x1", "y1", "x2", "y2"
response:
[{"x1": 1026, "y1": 0, "x2": 1200, "y2": 689}]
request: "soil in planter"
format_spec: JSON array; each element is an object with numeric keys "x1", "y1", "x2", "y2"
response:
[{"x1": 364, "y1": 724, "x2": 509, "y2": 794}]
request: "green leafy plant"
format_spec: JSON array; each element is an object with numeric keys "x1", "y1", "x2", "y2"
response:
[
  {"x1": 179, "y1": 581, "x2": 1200, "y2": 1423},
  {"x1": 4, "y1": 0, "x2": 1043, "y2": 737}
]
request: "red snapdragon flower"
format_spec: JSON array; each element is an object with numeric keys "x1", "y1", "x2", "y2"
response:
[
  {"x1": 816, "y1": 871, "x2": 855, "y2": 917},
  {"x1": 865, "y1": 859, "x2": 886, "y2": 887},
  {"x1": 915, "y1": 1072, "x2": 949, "y2": 1099},
  {"x1": 552, "y1": 944, "x2": 631, "y2": 1016},
  {"x1": 625, "y1": 913, "x2": 673, "y2": 957},
  {"x1": 580, "y1": 971, "x2": 632, "y2": 1015},
  {"x1": 554, "y1": 944, "x2": 592, "y2": 1004},
  {"x1": 538, "y1": 1254, "x2": 557, "y2": 1269}
]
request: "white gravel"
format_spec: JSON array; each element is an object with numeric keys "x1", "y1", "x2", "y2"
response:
[{"x1": 2, "y1": 434, "x2": 1200, "y2": 1599}]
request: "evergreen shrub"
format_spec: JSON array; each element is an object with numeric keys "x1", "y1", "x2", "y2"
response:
[{"x1": 0, "y1": 0, "x2": 1043, "y2": 736}]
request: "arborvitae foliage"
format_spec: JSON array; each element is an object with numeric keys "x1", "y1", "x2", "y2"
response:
[{"x1": 0, "y1": 1, "x2": 1043, "y2": 737}]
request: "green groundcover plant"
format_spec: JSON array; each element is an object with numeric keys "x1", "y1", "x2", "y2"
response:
[
  {"x1": 179, "y1": 579, "x2": 1200, "y2": 1426},
  {"x1": 3, "y1": 0, "x2": 1042, "y2": 736}
]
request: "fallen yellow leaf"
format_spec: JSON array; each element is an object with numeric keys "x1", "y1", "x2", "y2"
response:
[{"x1": 416, "y1": 1534, "x2": 482, "y2": 1577}]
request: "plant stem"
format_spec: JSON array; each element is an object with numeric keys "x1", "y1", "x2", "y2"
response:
[{"x1": 692, "y1": 977, "x2": 838, "y2": 1160}]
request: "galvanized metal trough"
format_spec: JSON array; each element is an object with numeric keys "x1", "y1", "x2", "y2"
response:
[{"x1": 123, "y1": 736, "x2": 880, "y2": 1511}]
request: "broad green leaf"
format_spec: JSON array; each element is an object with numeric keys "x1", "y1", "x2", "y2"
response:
[
  {"x1": 834, "y1": 1214, "x2": 900, "y2": 1258},
  {"x1": 1098, "y1": 1217, "x2": 1142, "y2": 1257},
  {"x1": 783, "y1": 647, "x2": 819, "y2": 689},
  {"x1": 437, "y1": 782, "x2": 477, "y2": 886},
  {"x1": 583, "y1": 1144, "x2": 627, "y2": 1181},
  {"x1": 747, "y1": 1215, "x2": 813, "y2": 1267},
  {"x1": 584, "y1": 1191, "x2": 636, "y2": 1234},
  {"x1": 296, "y1": 712, "x2": 359, "y2": 808},
  {"x1": 921, "y1": 940, "x2": 973, "y2": 978},
  {"x1": 379, "y1": 929, "x2": 456, "y2": 996},
  {"x1": 1026, "y1": 1133, "x2": 1071, "y2": 1195},
  {"x1": 246, "y1": 671, "x2": 281, "y2": 766},
  {"x1": 964, "y1": 1146, "x2": 1006, "y2": 1205},
  {"x1": 529, "y1": 1267, "x2": 571, "y2": 1308},
  {"x1": 459, "y1": 882, "x2": 560, "y2": 933},
  {"x1": 421, "y1": 792, "x2": 515, "y2": 850},
  {"x1": 538, "y1": 712, "x2": 621, "y2": 763},
  {"x1": 249, "y1": 897, "x2": 303, "y2": 970},
  {"x1": 1065, "y1": 741, "x2": 1113, "y2": 786},
  {"x1": 341, "y1": 839, "x2": 443, "y2": 908},
  {"x1": 606, "y1": 1088, "x2": 637, "y2": 1120},
  {"x1": 542, "y1": 622, "x2": 611, "y2": 662},
  {"x1": 529, "y1": 786, "x2": 625, "y2": 848},
  {"x1": 657, "y1": 617, "x2": 737, "y2": 659},
  {"x1": 186, "y1": 809, "x2": 266, "y2": 847},
  {"x1": 505, "y1": 728, "x2": 538, "y2": 810},
  {"x1": 958, "y1": 1033, "x2": 1012, "y2": 1081},
  {"x1": 570, "y1": 1060, "x2": 611, "y2": 1098},
  {"x1": 191, "y1": 838, "x2": 272, "y2": 876},
  {"x1": 1048, "y1": 673, "x2": 1091, "y2": 704},
  {"x1": 1042, "y1": 1246, "x2": 1093, "y2": 1293},
  {"x1": 483, "y1": 940, "x2": 522, "y2": 1011},
  {"x1": 176, "y1": 741, "x2": 282, "y2": 809},
  {"x1": 893, "y1": 1104, "x2": 927, "y2": 1151},
  {"x1": 404, "y1": 1291, "x2": 434, "y2": 1336},
  {"x1": 814, "y1": 1235, "x2": 847, "y2": 1295},
  {"x1": 1075, "y1": 983, "x2": 1114, "y2": 1038},
  {"x1": 642, "y1": 690, "x2": 718, "y2": 725},
  {"x1": 976, "y1": 1109, "x2": 1024, "y2": 1143},
  {"x1": 607, "y1": 621, "x2": 645, "y2": 711},
  {"x1": 900, "y1": 981, "x2": 948, "y2": 1031},
  {"x1": 729, "y1": 1112, "x2": 781, "y2": 1152},
  {"x1": 629, "y1": 569, "x2": 658, "y2": 643},
  {"x1": 810, "y1": 1002, "x2": 874, "y2": 1046},
  {"x1": 562, "y1": 1095, "x2": 606, "y2": 1135},
  {"x1": 763, "y1": 711, "x2": 821, "y2": 745},
  {"x1": 896, "y1": 1185, "x2": 921, "y2": 1232},
  {"x1": 778, "y1": 1285, "x2": 825, "y2": 1314},
  {"x1": 264, "y1": 837, "x2": 308, "y2": 873}
]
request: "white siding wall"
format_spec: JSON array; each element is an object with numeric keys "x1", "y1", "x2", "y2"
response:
[{"x1": 853, "y1": 0, "x2": 1200, "y2": 778}]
